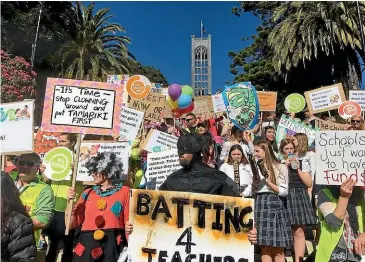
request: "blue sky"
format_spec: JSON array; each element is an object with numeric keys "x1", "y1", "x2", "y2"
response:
[{"x1": 93, "y1": 1, "x2": 261, "y2": 93}]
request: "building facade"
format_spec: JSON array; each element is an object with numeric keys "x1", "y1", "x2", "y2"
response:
[{"x1": 191, "y1": 34, "x2": 212, "y2": 96}]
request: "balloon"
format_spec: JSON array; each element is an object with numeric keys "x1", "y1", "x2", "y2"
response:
[
  {"x1": 167, "y1": 96, "x2": 178, "y2": 109},
  {"x1": 171, "y1": 108, "x2": 183, "y2": 118},
  {"x1": 181, "y1": 85, "x2": 194, "y2": 97},
  {"x1": 177, "y1": 94, "x2": 192, "y2": 109},
  {"x1": 180, "y1": 103, "x2": 194, "y2": 114},
  {"x1": 168, "y1": 83, "x2": 182, "y2": 101}
]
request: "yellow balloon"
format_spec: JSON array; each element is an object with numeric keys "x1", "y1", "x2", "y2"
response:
[{"x1": 167, "y1": 96, "x2": 178, "y2": 109}]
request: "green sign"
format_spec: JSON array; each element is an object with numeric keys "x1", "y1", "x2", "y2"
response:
[
  {"x1": 284, "y1": 93, "x2": 306, "y2": 113},
  {"x1": 43, "y1": 147, "x2": 73, "y2": 181}
]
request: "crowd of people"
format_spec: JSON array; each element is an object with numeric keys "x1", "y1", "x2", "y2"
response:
[{"x1": 1, "y1": 110, "x2": 365, "y2": 262}]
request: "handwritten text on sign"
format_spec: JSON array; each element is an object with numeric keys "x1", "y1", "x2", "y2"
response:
[
  {"x1": 119, "y1": 107, "x2": 144, "y2": 141},
  {"x1": 143, "y1": 129, "x2": 178, "y2": 153},
  {"x1": 315, "y1": 131, "x2": 365, "y2": 186},
  {"x1": 145, "y1": 150, "x2": 181, "y2": 188},
  {"x1": 349, "y1": 90, "x2": 365, "y2": 111},
  {"x1": 129, "y1": 92, "x2": 165, "y2": 122},
  {"x1": 129, "y1": 190, "x2": 254, "y2": 262}
]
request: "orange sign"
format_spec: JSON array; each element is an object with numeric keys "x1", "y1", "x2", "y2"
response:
[
  {"x1": 338, "y1": 101, "x2": 362, "y2": 119},
  {"x1": 126, "y1": 75, "x2": 151, "y2": 99},
  {"x1": 257, "y1": 91, "x2": 277, "y2": 112}
]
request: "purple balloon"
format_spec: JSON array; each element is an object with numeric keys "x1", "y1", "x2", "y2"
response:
[{"x1": 168, "y1": 84, "x2": 182, "y2": 101}]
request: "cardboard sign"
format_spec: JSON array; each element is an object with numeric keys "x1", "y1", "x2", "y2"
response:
[
  {"x1": 119, "y1": 107, "x2": 144, "y2": 141},
  {"x1": 41, "y1": 78, "x2": 122, "y2": 136},
  {"x1": 43, "y1": 147, "x2": 73, "y2": 181},
  {"x1": 129, "y1": 92, "x2": 166, "y2": 122},
  {"x1": 145, "y1": 150, "x2": 181, "y2": 189},
  {"x1": 129, "y1": 189, "x2": 255, "y2": 262},
  {"x1": 211, "y1": 93, "x2": 227, "y2": 113},
  {"x1": 142, "y1": 129, "x2": 178, "y2": 153},
  {"x1": 314, "y1": 117, "x2": 346, "y2": 131},
  {"x1": 315, "y1": 131, "x2": 365, "y2": 186},
  {"x1": 304, "y1": 84, "x2": 346, "y2": 114},
  {"x1": 349, "y1": 90, "x2": 365, "y2": 111},
  {"x1": 0, "y1": 100, "x2": 34, "y2": 154},
  {"x1": 77, "y1": 141, "x2": 130, "y2": 181},
  {"x1": 257, "y1": 91, "x2": 277, "y2": 112},
  {"x1": 107, "y1": 74, "x2": 129, "y2": 104},
  {"x1": 193, "y1": 99, "x2": 210, "y2": 115},
  {"x1": 276, "y1": 115, "x2": 317, "y2": 147}
]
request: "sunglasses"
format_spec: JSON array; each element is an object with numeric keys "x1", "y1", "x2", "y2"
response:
[
  {"x1": 351, "y1": 120, "x2": 362, "y2": 124},
  {"x1": 18, "y1": 161, "x2": 38, "y2": 168},
  {"x1": 186, "y1": 118, "x2": 195, "y2": 122}
]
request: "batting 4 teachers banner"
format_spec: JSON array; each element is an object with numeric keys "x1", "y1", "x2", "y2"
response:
[{"x1": 129, "y1": 189, "x2": 254, "y2": 262}]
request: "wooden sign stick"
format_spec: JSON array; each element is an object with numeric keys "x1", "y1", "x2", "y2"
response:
[{"x1": 65, "y1": 134, "x2": 82, "y2": 235}]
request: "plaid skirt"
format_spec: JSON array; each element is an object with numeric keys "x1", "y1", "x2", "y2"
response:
[
  {"x1": 255, "y1": 193, "x2": 293, "y2": 248},
  {"x1": 287, "y1": 187, "x2": 317, "y2": 226}
]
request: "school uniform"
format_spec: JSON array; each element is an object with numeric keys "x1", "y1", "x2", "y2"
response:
[
  {"x1": 250, "y1": 163, "x2": 293, "y2": 248},
  {"x1": 286, "y1": 158, "x2": 317, "y2": 225}
]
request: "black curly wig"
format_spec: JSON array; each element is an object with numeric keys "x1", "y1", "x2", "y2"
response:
[{"x1": 84, "y1": 152, "x2": 124, "y2": 181}]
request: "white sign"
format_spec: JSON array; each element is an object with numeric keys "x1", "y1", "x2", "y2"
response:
[
  {"x1": 145, "y1": 150, "x2": 181, "y2": 188},
  {"x1": 349, "y1": 90, "x2": 365, "y2": 111},
  {"x1": 0, "y1": 100, "x2": 34, "y2": 154},
  {"x1": 77, "y1": 141, "x2": 130, "y2": 181},
  {"x1": 315, "y1": 131, "x2": 365, "y2": 186},
  {"x1": 143, "y1": 129, "x2": 178, "y2": 153},
  {"x1": 119, "y1": 107, "x2": 144, "y2": 141},
  {"x1": 211, "y1": 93, "x2": 227, "y2": 113},
  {"x1": 51, "y1": 85, "x2": 116, "y2": 129}
]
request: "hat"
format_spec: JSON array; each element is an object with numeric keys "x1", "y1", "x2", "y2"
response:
[
  {"x1": 177, "y1": 134, "x2": 202, "y2": 156},
  {"x1": 84, "y1": 152, "x2": 124, "y2": 180}
]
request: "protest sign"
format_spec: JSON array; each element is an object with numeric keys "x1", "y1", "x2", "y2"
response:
[
  {"x1": 276, "y1": 115, "x2": 317, "y2": 147},
  {"x1": 129, "y1": 189, "x2": 255, "y2": 262},
  {"x1": 314, "y1": 117, "x2": 346, "y2": 131},
  {"x1": 284, "y1": 93, "x2": 306, "y2": 113},
  {"x1": 119, "y1": 107, "x2": 144, "y2": 141},
  {"x1": 193, "y1": 99, "x2": 210, "y2": 115},
  {"x1": 107, "y1": 74, "x2": 129, "y2": 104},
  {"x1": 304, "y1": 84, "x2": 346, "y2": 114},
  {"x1": 129, "y1": 92, "x2": 166, "y2": 122},
  {"x1": 0, "y1": 100, "x2": 34, "y2": 154},
  {"x1": 151, "y1": 83, "x2": 163, "y2": 94},
  {"x1": 43, "y1": 147, "x2": 73, "y2": 181},
  {"x1": 34, "y1": 130, "x2": 60, "y2": 160},
  {"x1": 257, "y1": 91, "x2": 277, "y2": 112},
  {"x1": 211, "y1": 93, "x2": 227, "y2": 113},
  {"x1": 145, "y1": 150, "x2": 181, "y2": 189},
  {"x1": 338, "y1": 101, "x2": 362, "y2": 119},
  {"x1": 77, "y1": 141, "x2": 130, "y2": 181},
  {"x1": 126, "y1": 75, "x2": 152, "y2": 99},
  {"x1": 142, "y1": 129, "x2": 178, "y2": 153},
  {"x1": 349, "y1": 90, "x2": 365, "y2": 111},
  {"x1": 41, "y1": 78, "x2": 122, "y2": 136},
  {"x1": 315, "y1": 131, "x2": 365, "y2": 186}
]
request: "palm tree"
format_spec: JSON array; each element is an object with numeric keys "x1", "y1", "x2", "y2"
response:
[
  {"x1": 59, "y1": 2, "x2": 134, "y2": 81},
  {"x1": 268, "y1": 2, "x2": 365, "y2": 87}
]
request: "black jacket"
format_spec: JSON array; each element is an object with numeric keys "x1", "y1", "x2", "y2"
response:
[
  {"x1": 159, "y1": 160, "x2": 240, "y2": 197},
  {"x1": 1, "y1": 212, "x2": 36, "y2": 262}
]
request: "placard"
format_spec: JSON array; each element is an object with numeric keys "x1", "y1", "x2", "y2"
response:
[
  {"x1": 284, "y1": 93, "x2": 306, "y2": 113},
  {"x1": 314, "y1": 117, "x2": 346, "y2": 131},
  {"x1": 43, "y1": 147, "x2": 73, "y2": 181},
  {"x1": 107, "y1": 74, "x2": 129, "y2": 104},
  {"x1": 338, "y1": 101, "x2": 362, "y2": 119},
  {"x1": 142, "y1": 129, "x2": 178, "y2": 153},
  {"x1": 0, "y1": 100, "x2": 34, "y2": 154},
  {"x1": 119, "y1": 107, "x2": 144, "y2": 141},
  {"x1": 276, "y1": 115, "x2": 317, "y2": 147},
  {"x1": 145, "y1": 150, "x2": 181, "y2": 189},
  {"x1": 34, "y1": 130, "x2": 61, "y2": 160},
  {"x1": 41, "y1": 78, "x2": 122, "y2": 136},
  {"x1": 193, "y1": 99, "x2": 210, "y2": 115},
  {"x1": 349, "y1": 90, "x2": 365, "y2": 111},
  {"x1": 77, "y1": 141, "x2": 130, "y2": 181},
  {"x1": 129, "y1": 92, "x2": 166, "y2": 122},
  {"x1": 211, "y1": 93, "x2": 227, "y2": 113},
  {"x1": 304, "y1": 84, "x2": 346, "y2": 114},
  {"x1": 126, "y1": 75, "x2": 151, "y2": 99},
  {"x1": 129, "y1": 189, "x2": 254, "y2": 262},
  {"x1": 315, "y1": 131, "x2": 365, "y2": 186},
  {"x1": 257, "y1": 91, "x2": 277, "y2": 112}
]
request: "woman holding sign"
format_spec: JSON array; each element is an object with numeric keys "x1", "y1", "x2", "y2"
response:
[{"x1": 67, "y1": 152, "x2": 132, "y2": 262}]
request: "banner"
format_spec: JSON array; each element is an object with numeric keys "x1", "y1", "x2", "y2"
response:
[
  {"x1": 315, "y1": 131, "x2": 365, "y2": 186},
  {"x1": 0, "y1": 100, "x2": 34, "y2": 154},
  {"x1": 119, "y1": 107, "x2": 144, "y2": 142},
  {"x1": 314, "y1": 117, "x2": 346, "y2": 131},
  {"x1": 41, "y1": 78, "x2": 122, "y2": 136},
  {"x1": 276, "y1": 115, "x2": 317, "y2": 147},
  {"x1": 107, "y1": 74, "x2": 129, "y2": 105},
  {"x1": 304, "y1": 83, "x2": 346, "y2": 114},
  {"x1": 257, "y1": 91, "x2": 277, "y2": 112},
  {"x1": 142, "y1": 129, "x2": 178, "y2": 153},
  {"x1": 77, "y1": 141, "x2": 130, "y2": 181},
  {"x1": 349, "y1": 90, "x2": 365, "y2": 111},
  {"x1": 211, "y1": 93, "x2": 227, "y2": 113},
  {"x1": 129, "y1": 189, "x2": 254, "y2": 262},
  {"x1": 145, "y1": 150, "x2": 181, "y2": 189},
  {"x1": 129, "y1": 92, "x2": 166, "y2": 122}
]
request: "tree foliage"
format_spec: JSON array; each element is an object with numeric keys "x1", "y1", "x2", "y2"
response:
[{"x1": 128, "y1": 61, "x2": 168, "y2": 86}]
